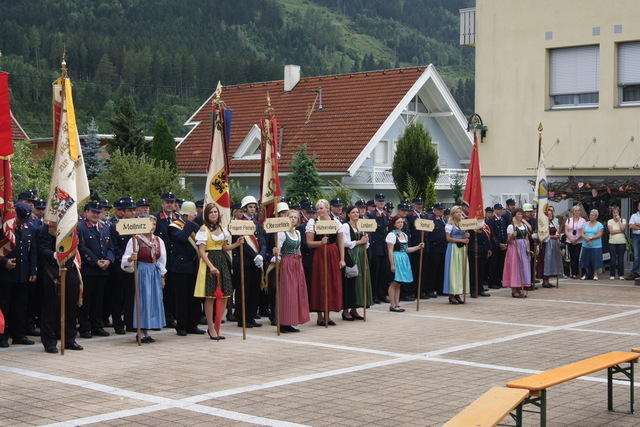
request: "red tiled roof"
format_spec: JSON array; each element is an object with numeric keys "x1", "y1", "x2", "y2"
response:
[
  {"x1": 10, "y1": 113, "x2": 29, "y2": 141},
  {"x1": 176, "y1": 67, "x2": 427, "y2": 174}
]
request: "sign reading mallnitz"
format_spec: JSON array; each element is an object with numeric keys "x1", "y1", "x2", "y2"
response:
[{"x1": 116, "y1": 218, "x2": 155, "y2": 235}]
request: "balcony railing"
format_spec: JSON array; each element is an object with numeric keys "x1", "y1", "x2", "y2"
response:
[
  {"x1": 343, "y1": 167, "x2": 468, "y2": 190},
  {"x1": 459, "y1": 7, "x2": 476, "y2": 47}
]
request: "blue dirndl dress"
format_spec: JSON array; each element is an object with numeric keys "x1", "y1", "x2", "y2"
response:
[{"x1": 388, "y1": 230, "x2": 413, "y2": 283}]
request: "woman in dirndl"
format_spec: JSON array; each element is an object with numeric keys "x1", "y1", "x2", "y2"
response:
[
  {"x1": 536, "y1": 206, "x2": 564, "y2": 287},
  {"x1": 339, "y1": 206, "x2": 372, "y2": 320},
  {"x1": 273, "y1": 209, "x2": 310, "y2": 333},
  {"x1": 305, "y1": 199, "x2": 345, "y2": 326},
  {"x1": 443, "y1": 206, "x2": 470, "y2": 304},
  {"x1": 195, "y1": 203, "x2": 244, "y2": 340},
  {"x1": 387, "y1": 215, "x2": 424, "y2": 312},
  {"x1": 503, "y1": 208, "x2": 531, "y2": 298},
  {"x1": 121, "y1": 216, "x2": 167, "y2": 343}
]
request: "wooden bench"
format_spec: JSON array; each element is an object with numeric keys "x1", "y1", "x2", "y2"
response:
[
  {"x1": 444, "y1": 387, "x2": 529, "y2": 427},
  {"x1": 506, "y1": 351, "x2": 639, "y2": 426}
]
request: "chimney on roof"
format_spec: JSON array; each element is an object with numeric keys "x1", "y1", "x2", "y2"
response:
[{"x1": 284, "y1": 64, "x2": 300, "y2": 92}]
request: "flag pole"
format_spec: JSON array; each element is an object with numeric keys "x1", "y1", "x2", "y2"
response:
[{"x1": 59, "y1": 266, "x2": 66, "y2": 355}]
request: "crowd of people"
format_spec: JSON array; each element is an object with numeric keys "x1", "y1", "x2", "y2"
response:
[{"x1": 1, "y1": 189, "x2": 639, "y2": 354}]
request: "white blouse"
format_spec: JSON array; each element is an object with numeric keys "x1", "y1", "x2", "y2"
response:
[
  {"x1": 195, "y1": 227, "x2": 230, "y2": 245},
  {"x1": 339, "y1": 223, "x2": 370, "y2": 249},
  {"x1": 121, "y1": 237, "x2": 167, "y2": 276},
  {"x1": 507, "y1": 224, "x2": 527, "y2": 234},
  {"x1": 276, "y1": 230, "x2": 300, "y2": 249},
  {"x1": 385, "y1": 231, "x2": 407, "y2": 244}
]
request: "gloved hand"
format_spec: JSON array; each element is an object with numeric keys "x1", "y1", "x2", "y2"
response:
[{"x1": 254, "y1": 254, "x2": 263, "y2": 269}]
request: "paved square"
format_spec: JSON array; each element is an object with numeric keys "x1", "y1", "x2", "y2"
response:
[{"x1": 2, "y1": 278, "x2": 640, "y2": 426}]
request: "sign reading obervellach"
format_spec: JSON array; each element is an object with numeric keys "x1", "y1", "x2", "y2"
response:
[
  {"x1": 229, "y1": 220, "x2": 256, "y2": 236},
  {"x1": 315, "y1": 220, "x2": 338, "y2": 235},
  {"x1": 263, "y1": 217, "x2": 291, "y2": 233},
  {"x1": 116, "y1": 218, "x2": 154, "y2": 235}
]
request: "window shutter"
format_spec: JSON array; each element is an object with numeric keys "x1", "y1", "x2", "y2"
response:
[
  {"x1": 550, "y1": 46, "x2": 599, "y2": 95},
  {"x1": 619, "y1": 42, "x2": 640, "y2": 86}
]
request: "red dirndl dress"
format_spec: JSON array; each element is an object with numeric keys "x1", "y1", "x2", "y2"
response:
[{"x1": 309, "y1": 231, "x2": 343, "y2": 312}]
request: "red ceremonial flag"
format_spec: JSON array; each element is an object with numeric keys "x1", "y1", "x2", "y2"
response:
[
  {"x1": 259, "y1": 95, "x2": 282, "y2": 219},
  {"x1": 0, "y1": 73, "x2": 16, "y2": 257},
  {"x1": 463, "y1": 133, "x2": 484, "y2": 224}
]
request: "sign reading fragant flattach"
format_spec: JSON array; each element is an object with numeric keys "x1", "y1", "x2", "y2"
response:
[
  {"x1": 229, "y1": 220, "x2": 257, "y2": 236},
  {"x1": 116, "y1": 218, "x2": 155, "y2": 235}
]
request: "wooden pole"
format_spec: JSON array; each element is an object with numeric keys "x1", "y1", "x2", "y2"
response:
[
  {"x1": 324, "y1": 243, "x2": 328, "y2": 328},
  {"x1": 239, "y1": 241, "x2": 247, "y2": 340},
  {"x1": 134, "y1": 252, "x2": 141, "y2": 346},
  {"x1": 362, "y1": 244, "x2": 368, "y2": 322},
  {"x1": 59, "y1": 266, "x2": 67, "y2": 356},
  {"x1": 275, "y1": 233, "x2": 280, "y2": 336},
  {"x1": 416, "y1": 231, "x2": 425, "y2": 311},
  {"x1": 556, "y1": 275, "x2": 559, "y2": 288}
]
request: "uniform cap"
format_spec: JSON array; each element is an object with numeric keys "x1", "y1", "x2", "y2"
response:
[
  {"x1": 161, "y1": 192, "x2": 177, "y2": 201},
  {"x1": 195, "y1": 199, "x2": 204, "y2": 208},
  {"x1": 374, "y1": 193, "x2": 385, "y2": 201},
  {"x1": 330, "y1": 198, "x2": 343, "y2": 207},
  {"x1": 15, "y1": 202, "x2": 32, "y2": 221},
  {"x1": 85, "y1": 201, "x2": 102, "y2": 213},
  {"x1": 136, "y1": 198, "x2": 150, "y2": 207}
]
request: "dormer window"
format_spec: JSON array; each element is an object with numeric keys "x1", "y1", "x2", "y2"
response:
[{"x1": 232, "y1": 124, "x2": 262, "y2": 160}]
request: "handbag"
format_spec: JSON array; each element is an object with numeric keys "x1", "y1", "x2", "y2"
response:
[{"x1": 345, "y1": 264, "x2": 359, "y2": 278}]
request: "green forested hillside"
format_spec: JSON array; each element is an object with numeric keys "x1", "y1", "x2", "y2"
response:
[{"x1": 0, "y1": 0, "x2": 474, "y2": 138}]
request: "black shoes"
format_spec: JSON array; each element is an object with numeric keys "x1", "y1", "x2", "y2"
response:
[
  {"x1": 249, "y1": 320, "x2": 262, "y2": 328},
  {"x1": 44, "y1": 346, "x2": 59, "y2": 354},
  {"x1": 92, "y1": 328, "x2": 110, "y2": 337},
  {"x1": 176, "y1": 329, "x2": 188, "y2": 336},
  {"x1": 79, "y1": 331, "x2": 92, "y2": 339},
  {"x1": 0, "y1": 339, "x2": 9, "y2": 348},
  {"x1": 139, "y1": 336, "x2": 155, "y2": 344},
  {"x1": 12, "y1": 336, "x2": 35, "y2": 345},
  {"x1": 187, "y1": 327, "x2": 206, "y2": 335},
  {"x1": 65, "y1": 341, "x2": 84, "y2": 351},
  {"x1": 479, "y1": 291, "x2": 491, "y2": 297},
  {"x1": 349, "y1": 310, "x2": 364, "y2": 320},
  {"x1": 341, "y1": 313, "x2": 355, "y2": 321},
  {"x1": 114, "y1": 328, "x2": 126, "y2": 335},
  {"x1": 279, "y1": 325, "x2": 300, "y2": 333}
]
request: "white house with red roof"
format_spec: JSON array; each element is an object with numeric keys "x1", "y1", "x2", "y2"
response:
[
  {"x1": 176, "y1": 64, "x2": 472, "y2": 203},
  {"x1": 10, "y1": 112, "x2": 29, "y2": 142}
]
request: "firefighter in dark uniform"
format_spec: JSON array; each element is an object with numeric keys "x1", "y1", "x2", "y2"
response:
[
  {"x1": 365, "y1": 193, "x2": 390, "y2": 303},
  {"x1": 108, "y1": 196, "x2": 136, "y2": 334},
  {"x1": 468, "y1": 207, "x2": 492, "y2": 298},
  {"x1": 167, "y1": 201, "x2": 204, "y2": 336},
  {"x1": 194, "y1": 199, "x2": 205, "y2": 226},
  {"x1": 153, "y1": 192, "x2": 179, "y2": 328},
  {"x1": 77, "y1": 201, "x2": 114, "y2": 338},
  {"x1": 37, "y1": 225, "x2": 83, "y2": 353},
  {"x1": 426, "y1": 203, "x2": 447, "y2": 299},
  {"x1": 330, "y1": 198, "x2": 344, "y2": 222},
  {"x1": 488, "y1": 203, "x2": 508, "y2": 288},
  {"x1": 0, "y1": 203, "x2": 38, "y2": 347},
  {"x1": 136, "y1": 199, "x2": 151, "y2": 218},
  {"x1": 232, "y1": 196, "x2": 266, "y2": 328}
]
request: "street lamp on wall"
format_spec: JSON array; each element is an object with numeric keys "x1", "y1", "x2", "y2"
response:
[{"x1": 467, "y1": 113, "x2": 488, "y2": 142}]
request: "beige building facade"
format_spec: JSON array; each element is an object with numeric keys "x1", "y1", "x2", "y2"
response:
[{"x1": 464, "y1": 0, "x2": 640, "y2": 210}]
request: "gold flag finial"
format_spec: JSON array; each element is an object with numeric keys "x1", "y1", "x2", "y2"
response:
[
  {"x1": 265, "y1": 91, "x2": 275, "y2": 114},
  {"x1": 61, "y1": 49, "x2": 68, "y2": 78},
  {"x1": 213, "y1": 81, "x2": 222, "y2": 101},
  {"x1": 538, "y1": 122, "x2": 543, "y2": 133}
]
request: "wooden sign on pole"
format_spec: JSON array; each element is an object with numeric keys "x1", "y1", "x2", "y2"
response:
[
  {"x1": 459, "y1": 218, "x2": 479, "y2": 230},
  {"x1": 314, "y1": 220, "x2": 339, "y2": 235},
  {"x1": 415, "y1": 219, "x2": 435, "y2": 232},
  {"x1": 229, "y1": 220, "x2": 256, "y2": 236},
  {"x1": 356, "y1": 219, "x2": 377, "y2": 232},
  {"x1": 116, "y1": 217, "x2": 155, "y2": 235},
  {"x1": 263, "y1": 217, "x2": 291, "y2": 233}
]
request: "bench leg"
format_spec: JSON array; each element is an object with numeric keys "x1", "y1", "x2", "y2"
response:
[
  {"x1": 608, "y1": 362, "x2": 636, "y2": 414},
  {"x1": 516, "y1": 402, "x2": 523, "y2": 427}
]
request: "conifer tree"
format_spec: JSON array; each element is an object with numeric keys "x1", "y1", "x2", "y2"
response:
[
  {"x1": 286, "y1": 145, "x2": 322, "y2": 203},
  {"x1": 108, "y1": 96, "x2": 148, "y2": 155},
  {"x1": 83, "y1": 118, "x2": 105, "y2": 180},
  {"x1": 151, "y1": 118, "x2": 176, "y2": 169},
  {"x1": 392, "y1": 122, "x2": 440, "y2": 201}
]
